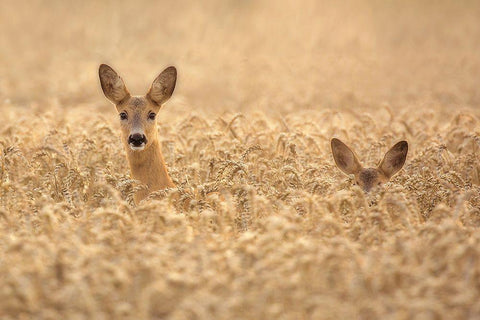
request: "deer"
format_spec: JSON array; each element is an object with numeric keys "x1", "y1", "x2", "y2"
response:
[
  {"x1": 99, "y1": 64, "x2": 176, "y2": 204},
  {"x1": 331, "y1": 138, "x2": 408, "y2": 192}
]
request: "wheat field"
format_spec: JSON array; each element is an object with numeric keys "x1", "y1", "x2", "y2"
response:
[{"x1": 1, "y1": 0, "x2": 480, "y2": 319}]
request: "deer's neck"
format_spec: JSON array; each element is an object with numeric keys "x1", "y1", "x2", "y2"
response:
[{"x1": 126, "y1": 137, "x2": 174, "y2": 203}]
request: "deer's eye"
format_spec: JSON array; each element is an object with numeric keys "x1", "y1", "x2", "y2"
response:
[
  {"x1": 119, "y1": 112, "x2": 128, "y2": 120},
  {"x1": 148, "y1": 112, "x2": 156, "y2": 120}
]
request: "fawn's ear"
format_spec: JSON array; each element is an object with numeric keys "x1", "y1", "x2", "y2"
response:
[
  {"x1": 99, "y1": 64, "x2": 130, "y2": 105},
  {"x1": 378, "y1": 141, "x2": 408, "y2": 178},
  {"x1": 146, "y1": 66, "x2": 177, "y2": 106},
  {"x1": 331, "y1": 138, "x2": 363, "y2": 175}
]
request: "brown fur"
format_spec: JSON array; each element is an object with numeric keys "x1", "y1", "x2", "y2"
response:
[
  {"x1": 331, "y1": 138, "x2": 408, "y2": 192},
  {"x1": 99, "y1": 64, "x2": 176, "y2": 204}
]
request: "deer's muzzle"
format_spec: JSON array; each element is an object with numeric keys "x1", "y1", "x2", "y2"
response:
[{"x1": 128, "y1": 133, "x2": 147, "y2": 150}]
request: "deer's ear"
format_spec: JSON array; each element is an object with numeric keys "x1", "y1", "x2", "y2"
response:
[
  {"x1": 99, "y1": 64, "x2": 130, "y2": 105},
  {"x1": 331, "y1": 138, "x2": 362, "y2": 175},
  {"x1": 146, "y1": 66, "x2": 177, "y2": 107},
  {"x1": 378, "y1": 141, "x2": 408, "y2": 178}
]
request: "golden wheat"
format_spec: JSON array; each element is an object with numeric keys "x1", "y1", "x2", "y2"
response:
[{"x1": 1, "y1": 0, "x2": 480, "y2": 319}]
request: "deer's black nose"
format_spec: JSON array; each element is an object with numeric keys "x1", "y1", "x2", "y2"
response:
[{"x1": 128, "y1": 133, "x2": 147, "y2": 146}]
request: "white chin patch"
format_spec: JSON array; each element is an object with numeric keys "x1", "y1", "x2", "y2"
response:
[{"x1": 129, "y1": 144, "x2": 145, "y2": 151}]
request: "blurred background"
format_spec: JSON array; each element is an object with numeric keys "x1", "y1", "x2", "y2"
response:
[{"x1": 0, "y1": 0, "x2": 479, "y2": 116}]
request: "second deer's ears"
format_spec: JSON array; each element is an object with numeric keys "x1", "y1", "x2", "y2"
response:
[
  {"x1": 146, "y1": 66, "x2": 177, "y2": 107},
  {"x1": 378, "y1": 141, "x2": 408, "y2": 178},
  {"x1": 331, "y1": 138, "x2": 363, "y2": 175},
  {"x1": 99, "y1": 64, "x2": 130, "y2": 105}
]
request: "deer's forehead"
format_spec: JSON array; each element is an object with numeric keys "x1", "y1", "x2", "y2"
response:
[
  {"x1": 359, "y1": 168, "x2": 379, "y2": 184},
  {"x1": 122, "y1": 97, "x2": 150, "y2": 111}
]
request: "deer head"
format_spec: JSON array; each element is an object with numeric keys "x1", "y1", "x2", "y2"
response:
[
  {"x1": 99, "y1": 64, "x2": 176, "y2": 151},
  {"x1": 331, "y1": 138, "x2": 408, "y2": 192}
]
